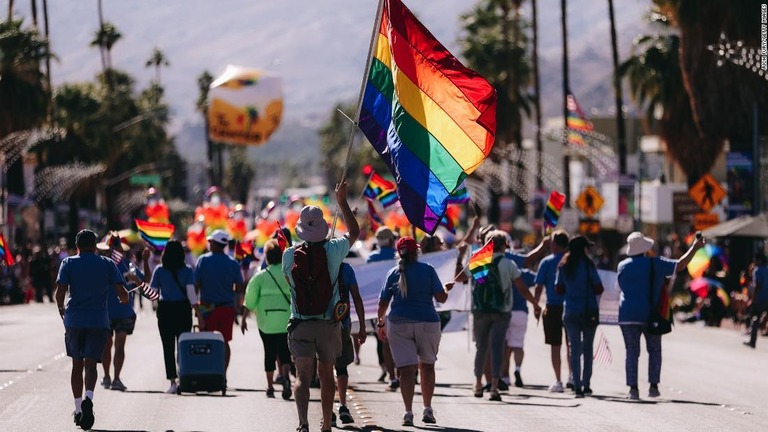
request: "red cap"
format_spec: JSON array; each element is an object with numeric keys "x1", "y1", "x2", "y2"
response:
[{"x1": 396, "y1": 236, "x2": 419, "y2": 254}]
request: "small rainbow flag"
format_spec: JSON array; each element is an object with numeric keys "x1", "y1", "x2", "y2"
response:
[
  {"x1": 468, "y1": 240, "x2": 495, "y2": 284},
  {"x1": 566, "y1": 92, "x2": 593, "y2": 147},
  {"x1": 445, "y1": 181, "x2": 470, "y2": 204},
  {"x1": 439, "y1": 205, "x2": 461, "y2": 233},
  {"x1": 234, "y1": 241, "x2": 254, "y2": 262},
  {"x1": 543, "y1": 191, "x2": 566, "y2": 230},
  {"x1": 363, "y1": 172, "x2": 396, "y2": 200},
  {"x1": 135, "y1": 219, "x2": 174, "y2": 251},
  {"x1": 0, "y1": 234, "x2": 14, "y2": 266},
  {"x1": 378, "y1": 188, "x2": 399, "y2": 208}
]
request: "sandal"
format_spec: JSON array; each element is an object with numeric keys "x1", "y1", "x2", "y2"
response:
[
  {"x1": 489, "y1": 391, "x2": 502, "y2": 402},
  {"x1": 473, "y1": 385, "x2": 484, "y2": 398}
]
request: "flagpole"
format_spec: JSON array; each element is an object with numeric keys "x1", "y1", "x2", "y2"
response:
[
  {"x1": 330, "y1": 0, "x2": 385, "y2": 239},
  {"x1": 357, "y1": 171, "x2": 376, "y2": 202}
]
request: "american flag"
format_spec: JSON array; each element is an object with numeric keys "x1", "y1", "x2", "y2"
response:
[
  {"x1": 593, "y1": 330, "x2": 613, "y2": 366},
  {"x1": 139, "y1": 284, "x2": 160, "y2": 301}
]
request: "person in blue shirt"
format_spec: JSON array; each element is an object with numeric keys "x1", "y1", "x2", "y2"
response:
[
  {"x1": 55, "y1": 230, "x2": 129, "y2": 431},
  {"x1": 377, "y1": 236, "x2": 452, "y2": 427},
  {"x1": 533, "y1": 231, "x2": 570, "y2": 393},
  {"x1": 334, "y1": 262, "x2": 367, "y2": 425},
  {"x1": 555, "y1": 236, "x2": 603, "y2": 398},
  {"x1": 617, "y1": 231, "x2": 703, "y2": 400},
  {"x1": 367, "y1": 226, "x2": 396, "y2": 263},
  {"x1": 194, "y1": 229, "x2": 245, "y2": 372},
  {"x1": 746, "y1": 252, "x2": 768, "y2": 348}
]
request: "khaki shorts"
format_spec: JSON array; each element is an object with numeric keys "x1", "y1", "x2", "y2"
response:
[
  {"x1": 387, "y1": 320, "x2": 441, "y2": 368},
  {"x1": 505, "y1": 311, "x2": 528, "y2": 348},
  {"x1": 288, "y1": 320, "x2": 342, "y2": 364}
]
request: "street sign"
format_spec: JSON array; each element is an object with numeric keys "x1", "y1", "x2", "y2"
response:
[
  {"x1": 689, "y1": 174, "x2": 726, "y2": 213},
  {"x1": 575, "y1": 186, "x2": 604, "y2": 218},
  {"x1": 694, "y1": 213, "x2": 719, "y2": 231},
  {"x1": 130, "y1": 174, "x2": 161, "y2": 186},
  {"x1": 579, "y1": 219, "x2": 600, "y2": 235}
]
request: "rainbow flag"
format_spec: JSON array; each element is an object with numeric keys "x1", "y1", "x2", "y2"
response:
[
  {"x1": 543, "y1": 191, "x2": 566, "y2": 230},
  {"x1": 468, "y1": 240, "x2": 495, "y2": 284},
  {"x1": 363, "y1": 171, "x2": 396, "y2": 199},
  {"x1": 439, "y1": 205, "x2": 461, "y2": 233},
  {"x1": 566, "y1": 92, "x2": 593, "y2": 146},
  {"x1": 445, "y1": 181, "x2": 470, "y2": 204},
  {"x1": 0, "y1": 234, "x2": 14, "y2": 266},
  {"x1": 134, "y1": 219, "x2": 174, "y2": 251},
  {"x1": 234, "y1": 241, "x2": 254, "y2": 262},
  {"x1": 359, "y1": 0, "x2": 497, "y2": 235}
]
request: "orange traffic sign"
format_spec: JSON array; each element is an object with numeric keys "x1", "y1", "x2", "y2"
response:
[
  {"x1": 689, "y1": 174, "x2": 726, "y2": 213},
  {"x1": 575, "y1": 186, "x2": 604, "y2": 218}
]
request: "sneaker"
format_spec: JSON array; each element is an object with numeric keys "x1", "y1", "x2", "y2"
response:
[
  {"x1": 744, "y1": 341, "x2": 756, "y2": 348},
  {"x1": 548, "y1": 381, "x2": 565, "y2": 393},
  {"x1": 110, "y1": 379, "x2": 126, "y2": 391},
  {"x1": 575, "y1": 389, "x2": 585, "y2": 398},
  {"x1": 628, "y1": 387, "x2": 640, "y2": 400},
  {"x1": 583, "y1": 387, "x2": 593, "y2": 396},
  {"x1": 296, "y1": 425, "x2": 309, "y2": 432},
  {"x1": 497, "y1": 380, "x2": 509, "y2": 391},
  {"x1": 100, "y1": 376, "x2": 111, "y2": 389},
  {"x1": 402, "y1": 411, "x2": 414, "y2": 426},
  {"x1": 566, "y1": 374, "x2": 574, "y2": 390},
  {"x1": 166, "y1": 383, "x2": 178, "y2": 394},
  {"x1": 388, "y1": 379, "x2": 400, "y2": 391},
  {"x1": 73, "y1": 411, "x2": 82, "y2": 427},
  {"x1": 648, "y1": 385, "x2": 660, "y2": 398},
  {"x1": 266, "y1": 388, "x2": 275, "y2": 398},
  {"x1": 489, "y1": 391, "x2": 502, "y2": 402},
  {"x1": 282, "y1": 381, "x2": 292, "y2": 400},
  {"x1": 80, "y1": 397, "x2": 94, "y2": 430},
  {"x1": 422, "y1": 407, "x2": 436, "y2": 424},
  {"x1": 339, "y1": 405, "x2": 354, "y2": 424},
  {"x1": 514, "y1": 371, "x2": 524, "y2": 388}
]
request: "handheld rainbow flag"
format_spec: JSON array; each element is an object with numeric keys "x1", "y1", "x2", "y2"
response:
[
  {"x1": 445, "y1": 181, "x2": 470, "y2": 204},
  {"x1": 543, "y1": 191, "x2": 566, "y2": 231},
  {"x1": 566, "y1": 92, "x2": 593, "y2": 146},
  {"x1": 363, "y1": 171, "x2": 396, "y2": 199},
  {"x1": 134, "y1": 219, "x2": 174, "y2": 251},
  {"x1": 358, "y1": 0, "x2": 497, "y2": 234},
  {"x1": 234, "y1": 241, "x2": 254, "y2": 262},
  {"x1": 468, "y1": 240, "x2": 495, "y2": 284},
  {"x1": 0, "y1": 234, "x2": 14, "y2": 266}
]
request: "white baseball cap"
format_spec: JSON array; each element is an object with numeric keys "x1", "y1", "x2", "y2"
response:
[{"x1": 207, "y1": 229, "x2": 231, "y2": 245}]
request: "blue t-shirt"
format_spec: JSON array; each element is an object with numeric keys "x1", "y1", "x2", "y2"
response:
[
  {"x1": 555, "y1": 259, "x2": 601, "y2": 320},
  {"x1": 380, "y1": 261, "x2": 443, "y2": 322},
  {"x1": 617, "y1": 256, "x2": 677, "y2": 323},
  {"x1": 754, "y1": 266, "x2": 768, "y2": 305},
  {"x1": 106, "y1": 259, "x2": 141, "y2": 320},
  {"x1": 511, "y1": 269, "x2": 537, "y2": 313},
  {"x1": 339, "y1": 262, "x2": 358, "y2": 329},
  {"x1": 367, "y1": 246, "x2": 396, "y2": 263},
  {"x1": 535, "y1": 252, "x2": 565, "y2": 306},
  {"x1": 57, "y1": 253, "x2": 124, "y2": 329},
  {"x1": 194, "y1": 252, "x2": 243, "y2": 305},
  {"x1": 151, "y1": 265, "x2": 195, "y2": 302}
]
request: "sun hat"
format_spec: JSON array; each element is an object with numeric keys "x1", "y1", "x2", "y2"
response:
[
  {"x1": 207, "y1": 229, "x2": 231, "y2": 245},
  {"x1": 295, "y1": 205, "x2": 329, "y2": 243},
  {"x1": 396, "y1": 236, "x2": 419, "y2": 254},
  {"x1": 97, "y1": 231, "x2": 131, "y2": 252},
  {"x1": 375, "y1": 226, "x2": 394, "y2": 242},
  {"x1": 625, "y1": 231, "x2": 654, "y2": 256}
]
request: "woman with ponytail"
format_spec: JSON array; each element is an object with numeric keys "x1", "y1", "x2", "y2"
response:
[
  {"x1": 377, "y1": 236, "x2": 451, "y2": 427},
  {"x1": 148, "y1": 240, "x2": 203, "y2": 394}
]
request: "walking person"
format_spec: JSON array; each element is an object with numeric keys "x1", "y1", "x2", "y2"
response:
[
  {"x1": 533, "y1": 231, "x2": 571, "y2": 392},
  {"x1": 366, "y1": 226, "x2": 398, "y2": 389},
  {"x1": 282, "y1": 181, "x2": 359, "y2": 432},
  {"x1": 241, "y1": 239, "x2": 293, "y2": 400},
  {"x1": 745, "y1": 252, "x2": 768, "y2": 348},
  {"x1": 501, "y1": 269, "x2": 537, "y2": 390},
  {"x1": 55, "y1": 230, "x2": 129, "y2": 430},
  {"x1": 617, "y1": 231, "x2": 704, "y2": 399},
  {"x1": 146, "y1": 240, "x2": 203, "y2": 394},
  {"x1": 334, "y1": 261, "x2": 367, "y2": 425},
  {"x1": 194, "y1": 229, "x2": 245, "y2": 373},
  {"x1": 377, "y1": 236, "x2": 452, "y2": 426},
  {"x1": 555, "y1": 236, "x2": 603, "y2": 398}
]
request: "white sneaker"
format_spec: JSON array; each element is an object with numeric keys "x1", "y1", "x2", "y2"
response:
[
  {"x1": 166, "y1": 383, "x2": 178, "y2": 394},
  {"x1": 548, "y1": 381, "x2": 565, "y2": 393}
]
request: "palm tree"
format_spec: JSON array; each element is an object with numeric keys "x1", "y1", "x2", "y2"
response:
[
  {"x1": 90, "y1": 21, "x2": 121, "y2": 89},
  {"x1": 145, "y1": 47, "x2": 169, "y2": 83},
  {"x1": 196, "y1": 71, "x2": 217, "y2": 185}
]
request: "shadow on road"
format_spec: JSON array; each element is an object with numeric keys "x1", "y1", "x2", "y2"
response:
[{"x1": 123, "y1": 390, "x2": 165, "y2": 395}]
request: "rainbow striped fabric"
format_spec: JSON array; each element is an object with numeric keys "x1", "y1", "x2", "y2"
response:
[
  {"x1": 363, "y1": 171, "x2": 396, "y2": 199},
  {"x1": 0, "y1": 234, "x2": 14, "y2": 266},
  {"x1": 134, "y1": 219, "x2": 174, "y2": 251},
  {"x1": 359, "y1": 0, "x2": 497, "y2": 234},
  {"x1": 445, "y1": 181, "x2": 470, "y2": 204},
  {"x1": 543, "y1": 191, "x2": 566, "y2": 230},
  {"x1": 566, "y1": 93, "x2": 593, "y2": 146},
  {"x1": 468, "y1": 240, "x2": 495, "y2": 284}
]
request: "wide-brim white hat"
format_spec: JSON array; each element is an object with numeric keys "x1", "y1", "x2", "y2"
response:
[
  {"x1": 296, "y1": 205, "x2": 329, "y2": 243},
  {"x1": 625, "y1": 231, "x2": 654, "y2": 256}
]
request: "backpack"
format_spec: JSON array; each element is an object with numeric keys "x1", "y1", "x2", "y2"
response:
[
  {"x1": 472, "y1": 256, "x2": 506, "y2": 312},
  {"x1": 291, "y1": 242, "x2": 335, "y2": 317}
]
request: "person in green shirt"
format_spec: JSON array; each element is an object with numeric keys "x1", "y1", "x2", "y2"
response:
[{"x1": 241, "y1": 239, "x2": 293, "y2": 400}]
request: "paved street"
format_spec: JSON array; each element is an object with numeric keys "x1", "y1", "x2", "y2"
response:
[{"x1": 1, "y1": 302, "x2": 766, "y2": 432}]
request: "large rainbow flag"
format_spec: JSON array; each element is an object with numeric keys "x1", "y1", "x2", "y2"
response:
[
  {"x1": 358, "y1": 0, "x2": 497, "y2": 234},
  {"x1": 468, "y1": 240, "x2": 495, "y2": 284},
  {"x1": 566, "y1": 92, "x2": 593, "y2": 146},
  {"x1": 135, "y1": 219, "x2": 174, "y2": 251},
  {"x1": 0, "y1": 234, "x2": 14, "y2": 266}
]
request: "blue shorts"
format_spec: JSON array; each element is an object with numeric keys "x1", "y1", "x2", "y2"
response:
[{"x1": 65, "y1": 327, "x2": 110, "y2": 361}]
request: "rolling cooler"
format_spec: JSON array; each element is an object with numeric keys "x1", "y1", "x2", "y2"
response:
[{"x1": 177, "y1": 330, "x2": 227, "y2": 395}]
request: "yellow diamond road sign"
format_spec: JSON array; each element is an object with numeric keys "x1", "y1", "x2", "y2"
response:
[
  {"x1": 575, "y1": 186, "x2": 604, "y2": 218},
  {"x1": 689, "y1": 174, "x2": 726, "y2": 213}
]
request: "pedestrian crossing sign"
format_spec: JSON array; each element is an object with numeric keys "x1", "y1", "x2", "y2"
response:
[
  {"x1": 689, "y1": 174, "x2": 726, "y2": 213},
  {"x1": 575, "y1": 186, "x2": 604, "y2": 218}
]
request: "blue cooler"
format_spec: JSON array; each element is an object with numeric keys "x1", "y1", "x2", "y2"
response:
[{"x1": 177, "y1": 331, "x2": 226, "y2": 395}]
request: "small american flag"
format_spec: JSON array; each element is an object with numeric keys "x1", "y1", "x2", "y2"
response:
[
  {"x1": 139, "y1": 284, "x2": 160, "y2": 301},
  {"x1": 111, "y1": 249, "x2": 123, "y2": 264},
  {"x1": 593, "y1": 330, "x2": 613, "y2": 366}
]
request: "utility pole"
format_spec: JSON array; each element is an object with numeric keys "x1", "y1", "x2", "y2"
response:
[
  {"x1": 608, "y1": 0, "x2": 627, "y2": 175},
  {"x1": 561, "y1": 0, "x2": 571, "y2": 205},
  {"x1": 532, "y1": 0, "x2": 543, "y2": 190}
]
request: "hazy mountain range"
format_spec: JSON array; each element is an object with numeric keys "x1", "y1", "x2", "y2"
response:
[{"x1": 19, "y1": 0, "x2": 652, "y2": 164}]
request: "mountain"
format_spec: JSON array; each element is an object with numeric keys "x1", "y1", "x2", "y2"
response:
[{"x1": 17, "y1": 0, "x2": 652, "y2": 164}]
